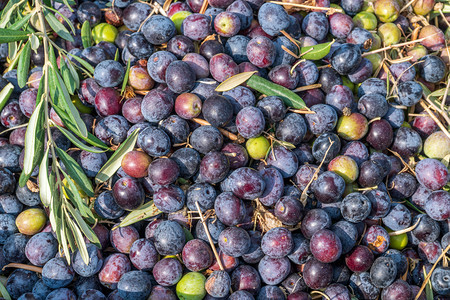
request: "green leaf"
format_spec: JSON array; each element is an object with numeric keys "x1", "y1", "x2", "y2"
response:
[
  {"x1": 48, "y1": 189, "x2": 63, "y2": 248},
  {"x1": 59, "y1": 216, "x2": 72, "y2": 264},
  {"x1": 65, "y1": 210, "x2": 90, "y2": 264},
  {"x1": 52, "y1": 106, "x2": 108, "y2": 149},
  {"x1": 9, "y1": 13, "x2": 32, "y2": 31},
  {"x1": 60, "y1": 168, "x2": 93, "y2": 219},
  {"x1": 59, "y1": 55, "x2": 76, "y2": 95},
  {"x1": 55, "y1": 125, "x2": 107, "y2": 153},
  {"x1": 0, "y1": 0, "x2": 26, "y2": 29},
  {"x1": 81, "y1": 21, "x2": 92, "y2": 49},
  {"x1": 19, "y1": 99, "x2": 45, "y2": 187},
  {"x1": 65, "y1": 202, "x2": 101, "y2": 248},
  {"x1": 66, "y1": 60, "x2": 80, "y2": 90},
  {"x1": 8, "y1": 41, "x2": 17, "y2": 59},
  {"x1": 49, "y1": 65, "x2": 88, "y2": 137},
  {"x1": 0, "y1": 83, "x2": 14, "y2": 112},
  {"x1": 55, "y1": 147, "x2": 94, "y2": 197},
  {"x1": 38, "y1": 146, "x2": 53, "y2": 207},
  {"x1": 246, "y1": 75, "x2": 307, "y2": 109},
  {"x1": 17, "y1": 40, "x2": 31, "y2": 88},
  {"x1": 119, "y1": 201, "x2": 162, "y2": 227},
  {"x1": 30, "y1": 33, "x2": 39, "y2": 50},
  {"x1": 300, "y1": 40, "x2": 335, "y2": 60},
  {"x1": 0, "y1": 278, "x2": 12, "y2": 300},
  {"x1": 44, "y1": 5, "x2": 76, "y2": 35},
  {"x1": 0, "y1": 28, "x2": 29, "y2": 43},
  {"x1": 43, "y1": 8, "x2": 74, "y2": 42},
  {"x1": 67, "y1": 52, "x2": 95, "y2": 74},
  {"x1": 114, "y1": 48, "x2": 119, "y2": 61},
  {"x1": 95, "y1": 129, "x2": 140, "y2": 184},
  {"x1": 121, "y1": 58, "x2": 131, "y2": 95}
]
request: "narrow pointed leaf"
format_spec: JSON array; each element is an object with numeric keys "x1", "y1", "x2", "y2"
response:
[
  {"x1": 300, "y1": 40, "x2": 335, "y2": 60},
  {"x1": 59, "y1": 216, "x2": 72, "y2": 264},
  {"x1": 246, "y1": 75, "x2": 307, "y2": 109},
  {"x1": 0, "y1": 279, "x2": 11, "y2": 300},
  {"x1": 0, "y1": 83, "x2": 14, "y2": 112},
  {"x1": 59, "y1": 55, "x2": 76, "y2": 94},
  {"x1": 67, "y1": 52, "x2": 95, "y2": 74},
  {"x1": 114, "y1": 48, "x2": 119, "y2": 61},
  {"x1": 95, "y1": 129, "x2": 140, "y2": 184},
  {"x1": 55, "y1": 147, "x2": 94, "y2": 197},
  {"x1": 0, "y1": 0, "x2": 26, "y2": 29},
  {"x1": 65, "y1": 202, "x2": 101, "y2": 248},
  {"x1": 50, "y1": 65, "x2": 88, "y2": 137},
  {"x1": 19, "y1": 99, "x2": 45, "y2": 187},
  {"x1": 38, "y1": 146, "x2": 53, "y2": 207},
  {"x1": 44, "y1": 5, "x2": 76, "y2": 34},
  {"x1": 0, "y1": 28, "x2": 30, "y2": 43},
  {"x1": 60, "y1": 168, "x2": 93, "y2": 219},
  {"x1": 121, "y1": 58, "x2": 131, "y2": 95},
  {"x1": 17, "y1": 40, "x2": 31, "y2": 88},
  {"x1": 215, "y1": 71, "x2": 257, "y2": 92},
  {"x1": 9, "y1": 13, "x2": 32, "y2": 31},
  {"x1": 119, "y1": 201, "x2": 162, "y2": 227},
  {"x1": 81, "y1": 21, "x2": 92, "y2": 49},
  {"x1": 52, "y1": 105, "x2": 108, "y2": 149},
  {"x1": 43, "y1": 8, "x2": 74, "y2": 42},
  {"x1": 30, "y1": 33, "x2": 39, "y2": 50},
  {"x1": 65, "y1": 212, "x2": 90, "y2": 264},
  {"x1": 66, "y1": 60, "x2": 80, "y2": 90},
  {"x1": 55, "y1": 125, "x2": 107, "y2": 153}
]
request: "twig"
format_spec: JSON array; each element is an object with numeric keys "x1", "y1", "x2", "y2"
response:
[
  {"x1": 419, "y1": 101, "x2": 450, "y2": 140},
  {"x1": 300, "y1": 139, "x2": 334, "y2": 205},
  {"x1": 292, "y1": 83, "x2": 322, "y2": 93},
  {"x1": 362, "y1": 35, "x2": 437, "y2": 57},
  {"x1": 288, "y1": 108, "x2": 317, "y2": 114},
  {"x1": 191, "y1": 118, "x2": 244, "y2": 143},
  {"x1": 280, "y1": 30, "x2": 301, "y2": 54},
  {"x1": 199, "y1": 0, "x2": 209, "y2": 15},
  {"x1": 399, "y1": 0, "x2": 416, "y2": 13},
  {"x1": 281, "y1": 45, "x2": 299, "y2": 59},
  {"x1": 195, "y1": 201, "x2": 233, "y2": 295},
  {"x1": 3, "y1": 263, "x2": 43, "y2": 273},
  {"x1": 311, "y1": 291, "x2": 330, "y2": 300},
  {"x1": 388, "y1": 215, "x2": 422, "y2": 236},
  {"x1": 415, "y1": 244, "x2": 450, "y2": 300},
  {"x1": 269, "y1": 1, "x2": 343, "y2": 14}
]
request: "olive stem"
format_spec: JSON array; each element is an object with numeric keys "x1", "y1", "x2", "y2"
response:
[
  {"x1": 419, "y1": 101, "x2": 450, "y2": 140},
  {"x1": 415, "y1": 244, "x2": 450, "y2": 300},
  {"x1": 269, "y1": 1, "x2": 343, "y2": 14},
  {"x1": 2, "y1": 263, "x2": 43, "y2": 273},
  {"x1": 191, "y1": 118, "x2": 244, "y2": 143},
  {"x1": 361, "y1": 35, "x2": 436, "y2": 57}
]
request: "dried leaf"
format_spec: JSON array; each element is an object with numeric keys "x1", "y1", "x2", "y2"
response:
[{"x1": 215, "y1": 71, "x2": 257, "y2": 92}]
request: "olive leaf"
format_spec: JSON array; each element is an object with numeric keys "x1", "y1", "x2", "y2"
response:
[
  {"x1": 55, "y1": 147, "x2": 94, "y2": 197},
  {"x1": 0, "y1": 28, "x2": 31, "y2": 43},
  {"x1": 300, "y1": 40, "x2": 335, "y2": 60},
  {"x1": 0, "y1": 83, "x2": 14, "y2": 111},
  {"x1": 95, "y1": 129, "x2": 140, "y2": 184},
  {"x1": 0, "y1": 280, "x2": 11, "y2": 300},
  {"x1": 9, "y1": 13, "x2": 32, "y2": 31},
  {"x1": 55, "y1": 124, "x2": 107, "y2": 153},
  {"x1": 67, "y1": 52, "x2": 95, "y2": 74},
  {"x1": 19, "y1": 98, "x2": 45, "y2": 187},
  {"x1": 0, "y1": 0, "x2": 26, "y2": 28},
  {"x1": 119, "y1": 201, "x2": 162, "y2": 227},
  {"x1": 215, "y1": 71, "x2": 257, "y2": 92},
  {"x1": 17, "y1": 40, "x2": 31, "y2": 88},
  {"x1": 30, "y1": 33, "x2": 39, "y2": 50},
  {"x1": 65, "y1": 202, "x2": 101, "y2": 248},
  {"x1": 38, "y1": 146, "x2": 53, "y2": 207},
  {"x1": 121, "y1": 58, "x2": 132, "y2": 95},
  {"x1": 43, "y1": 8, "x2": 74, "y2": 42},
  {"x1": 59, "y1": 54, "x2": 76, "y2": 94},
  {"x1": 44, "y1": 5, "x2": 76, "y2": 34},
  {"x1": 81, "y1": 21, "x2": 92, "y2": 49}
]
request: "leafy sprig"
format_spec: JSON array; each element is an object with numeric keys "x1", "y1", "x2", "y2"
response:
[{"x1": 0, "y1": 0, "x2": 139, "y2": 264}]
